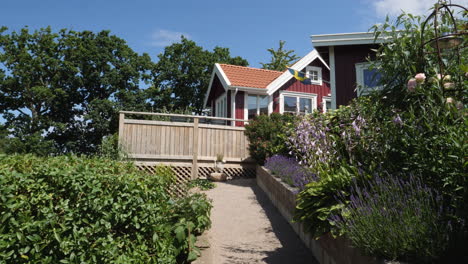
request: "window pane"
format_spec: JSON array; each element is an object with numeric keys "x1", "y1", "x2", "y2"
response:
[
  {"x1": 363, "y1": 68, "x2": 381, "y2": 88},
  {"x1": 248, "y1": 95, "x2": 257, "y2": 119},
  {"x1": 300, "y1": 98, "x2": 312, "y2": 114},
  {"x1": 284, "y1": 96, "x2": 297, "y2": 113},
  {"x1": 325, "y1": 100, "x2": 332, "y2": 112},
  {"x1": 259, "y1": 95, "x2": 268, "y2": 115}
]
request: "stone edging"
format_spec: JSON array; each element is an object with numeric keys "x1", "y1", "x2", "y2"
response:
[{"x1": 256, "y1": 165, "x2": 384, "y2": 264}]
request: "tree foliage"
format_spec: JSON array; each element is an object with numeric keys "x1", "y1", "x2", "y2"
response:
[
  {"x1": 260, "y1": 40, "x2": 300, "y2": 71},
  {"x1": 150, "y1": 36, "x2": 248, "y2": 113},
  {"x1": 0, "y1": 26, "x2": 153, "y2": 154}
]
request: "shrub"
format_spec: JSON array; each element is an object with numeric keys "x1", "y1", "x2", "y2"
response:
[
  {"x1": 0, "y1": 155, "x2": 212, "y2": 263},
  {"x1": 244, "y1": 113, "x2": 297, "y2": 164},
  {"x1": 330, "y1": 173, "x2": 461, "y2": 263},
  {"x1": 264, "y1": 155, "x2": 317, "y2": 190}
]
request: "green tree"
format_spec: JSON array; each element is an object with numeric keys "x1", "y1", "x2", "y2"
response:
[
  {"x1": 0, "y1": 26, "x2": 153, "y2": 155},
  {"x1": 260, "y1": 40, "x2": 300, "y2": 71},
  {"x1": 150, "y1": 36, "x2": 248, "y2": 113}
]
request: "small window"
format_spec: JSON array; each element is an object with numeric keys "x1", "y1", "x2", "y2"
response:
[
  {"x1": 280, "y1": 92, "x2": 317, "y2": 115},
  {"x1": 246, "y1": 94, "x2": 269, "y2": 119},
  {"x1": 305, "y1": 66, "x2": 322, "y2": 85},
  {"x1": 355, "y1": 62, "x2": 382, "y2": 96},
  {"x1": 322, "y1": 97, "x2": 332, "y2": 112}
]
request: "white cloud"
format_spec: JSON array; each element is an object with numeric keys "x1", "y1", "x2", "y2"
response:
[
  {"x1": 149, "y1": 29, "x2": 190, "y2": 47},
  {"x1": 372, "y1": 0, "x2": 468, "y2": 17}
]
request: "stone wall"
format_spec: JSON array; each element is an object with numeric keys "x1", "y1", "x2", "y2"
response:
[{"x1": 256, "y1": 165, "x2": 383, "y2": 264}]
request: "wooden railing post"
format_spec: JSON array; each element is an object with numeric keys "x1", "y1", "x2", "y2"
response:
[
  {"x1": 191, "y1": 117, "x2": 199, "y2": 179},
  {"x1": 118, "y1": 112, "x2": 125, "y2": 149}
]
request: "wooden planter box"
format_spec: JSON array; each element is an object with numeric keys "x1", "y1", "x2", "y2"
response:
[{"x1": 256, "y1": 165, "x2": 384, "y2": 264}]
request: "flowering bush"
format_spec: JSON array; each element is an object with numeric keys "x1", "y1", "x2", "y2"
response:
[
  {"x1": 292, "y1": 8, "x2": 467, "y2": 260},
  {"x1": 331, "y1": 173, "x2": 462, "y2": 263},
  {"x1": 264, "y1": 155, "x2": 317, "y2": 190}
]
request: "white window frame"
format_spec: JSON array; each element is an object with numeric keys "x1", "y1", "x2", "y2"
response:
[
  {"x1": 244, "y1": 93, "x2": 269, "y2": 120},
  {"x1": 279, "y1": 91, "x2": 317, "y2": 115},
  {"x1": 322, "y1": 96, "x2": 332, "y2": 112},
  {"x1": 305, "y1": 66, "x2": 322, "y2": 85},
  {"x1": 215, "y1": 93, "x2": 227, "y2": 117},
  {"x1": 355, "y1": 62, "x2": 382, "y2": 96}
]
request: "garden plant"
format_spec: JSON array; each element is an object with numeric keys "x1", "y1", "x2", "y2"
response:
[
  {"x1": 0, "y1": 155, "x2": 212, "y2": 263},
  {"x1": 248, "y1": 5, "x2": 467, "y2": 263}
]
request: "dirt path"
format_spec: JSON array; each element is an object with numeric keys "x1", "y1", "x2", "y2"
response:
[{"x1": 194, "y1": 178, "x2": 317, "y2": 264}]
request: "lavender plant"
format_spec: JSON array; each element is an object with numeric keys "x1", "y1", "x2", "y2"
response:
[
  {"x1": 264, "y1": 155, "x2": 317, "y2": 190},
  {"x1": 330, "y1": 173, "x2": 459, "y2": 263}
]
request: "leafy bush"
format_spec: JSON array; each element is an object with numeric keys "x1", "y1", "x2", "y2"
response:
[
  {"x1": 264, "y1": 155, "x2": 317, "y2": 190},
  {"x1": 244, "y1": 113, "x2": 296, "y2": 164},
  {"x1": 331, "y1": 173, "x2": 461, "y2": 263},
  {"x1": 0, "y1": 155, "x2": 212, "y2": 263}
]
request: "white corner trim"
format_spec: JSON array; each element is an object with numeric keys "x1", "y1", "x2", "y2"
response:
[
  {"x1": 329, "y1": 46, "x2": 337, "y2": 110},
  {"x1": 268, "y1": 95, "x2": 273, "y2": 114},
  {"x1": 266, "y1": 49, "x2": 329, "y2": 95},
  {"x1": 244, "y1": 92, "x2": 248, "y2": 122},
  {"x1": 203, "y1": 63, "x2": 232, "y2": 107}
]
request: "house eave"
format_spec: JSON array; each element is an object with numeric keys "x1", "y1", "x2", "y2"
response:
[{"x1": 311, "y1": 32, "x2": 387, "y2": 47}]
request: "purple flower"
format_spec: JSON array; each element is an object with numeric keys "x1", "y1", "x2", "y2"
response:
[{"x1": 392, "y1": 114, "x2": 403, "y2": 126}]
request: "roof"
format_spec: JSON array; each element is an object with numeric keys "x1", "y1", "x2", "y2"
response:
[
  {"x1": 218, "y1": 64, "x2": 283, "y2": 89},
  {"x1": 311, "y1": 32, "x2": 386, "y2": 47}
]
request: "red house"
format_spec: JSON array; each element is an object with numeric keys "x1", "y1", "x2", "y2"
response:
[
  {"x1": 203, "y1": 50, "x2": 331, "y2": 126},
  {"x1": 311, "y1": 32, "x2": 386, "y2": 109}
]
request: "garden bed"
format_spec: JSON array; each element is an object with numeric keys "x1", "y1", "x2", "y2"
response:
[{"x1": 256, "y1": 165, "x2": 383, "y2": 264}]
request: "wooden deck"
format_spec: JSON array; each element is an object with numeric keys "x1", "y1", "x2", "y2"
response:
[{"x1": 118, "y1": 111, "x2": 254, "y2": 180}]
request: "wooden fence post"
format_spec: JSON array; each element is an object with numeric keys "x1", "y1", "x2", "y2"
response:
[
  {"x1": 191, "y1": 117, "x2": 199, "y2": 180},
  {"x1": 118, "y1": 112, "x2": 125, "y2": 149}
]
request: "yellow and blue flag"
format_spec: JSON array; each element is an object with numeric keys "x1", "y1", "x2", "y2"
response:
[{"x1": 288, "y1": 68, "x2": 312, "y2": 85}]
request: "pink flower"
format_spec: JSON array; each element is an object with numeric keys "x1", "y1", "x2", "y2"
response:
[
  {"x1": 407, "y1": 78, "x2": 417, "y2": 92},
  {"x1": 444, "y1": 82, "x2": 455, "y2": 90},
  {"x1": 415, "y1": 73, "x2": 426, "y2": 83},
  {"x1": 446, "y1": 97, "x2": 454, "y2": 104}
]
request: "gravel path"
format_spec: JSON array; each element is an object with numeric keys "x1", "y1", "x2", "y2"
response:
[{"x1": 194, "y1": 178, "x2": 317, "y2": 264}]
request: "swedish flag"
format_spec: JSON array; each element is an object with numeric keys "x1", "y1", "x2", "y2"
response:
[{"x1": 288, "y1": 68, "x2": 312, "y2": 85}]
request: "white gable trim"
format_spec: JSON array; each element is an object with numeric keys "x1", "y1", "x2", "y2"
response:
[
  {"x1": 203, "y1": 63, "x2": 232, "y2": 108},
  {"x1": 266, "y1": 49, "x2": 329, "y2": 96}
]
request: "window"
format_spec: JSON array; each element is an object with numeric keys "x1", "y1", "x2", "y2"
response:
[
  {"x1": 215, "y1": 93, "x2": 227, "y2": 117},
  {"x1": 355, "y1": 62, "x2": 382, "y2": 96},
  {"x1": 305, "y1": 66, "x2": 322, "y2": 85},
  {"x1": 280, "y1": 92, "x2": 317, "y2": 115},
  {"x1": 322, "y1": 96, "x2": 332, "y2": 112},
  {"x1": 246, "y1": 94, "x2": 268, "y2": 119}
]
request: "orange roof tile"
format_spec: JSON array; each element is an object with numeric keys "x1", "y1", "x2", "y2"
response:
[{"x1": 219, "y1": 64, "x2": 283, "y2": 89}]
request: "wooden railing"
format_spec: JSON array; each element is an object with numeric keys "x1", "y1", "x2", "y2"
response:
[{"x1": 118, "y1": 111, "x2": 251, "y2": 179}]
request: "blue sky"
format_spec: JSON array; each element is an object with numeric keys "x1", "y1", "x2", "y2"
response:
[{"x1": 2, "y1": 0, "x2": 463, "y2": 68}]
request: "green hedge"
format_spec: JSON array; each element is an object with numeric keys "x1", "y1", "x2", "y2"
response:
[
  {"x1": 244, "y1": 113, "x2": 297, "y2": 164},
  {"x1": 0, "y1": 155, "x2": 211, "y2": 263}
]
